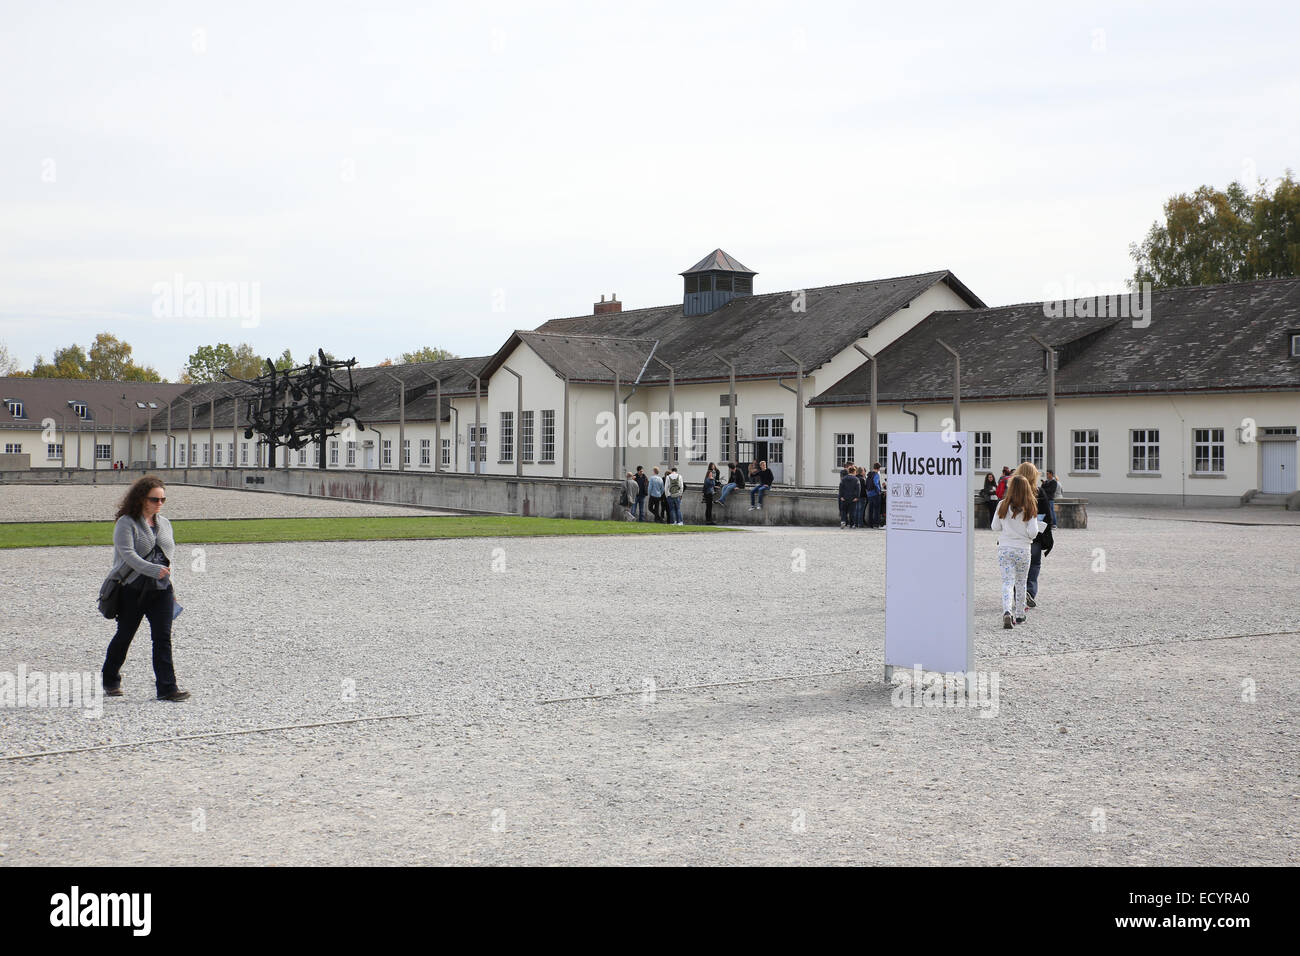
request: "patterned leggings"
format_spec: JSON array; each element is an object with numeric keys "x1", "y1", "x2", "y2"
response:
[{"x1": 997, "y1": 546, "x2": 1031, "y2": 615}]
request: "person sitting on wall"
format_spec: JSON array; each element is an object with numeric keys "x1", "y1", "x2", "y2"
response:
[
  {"x1": 749, "y1": 460, "x2": 774, "y2": 511},
  {"x1": 717, "y1": 461, "x2": 744, "y2": 505}
]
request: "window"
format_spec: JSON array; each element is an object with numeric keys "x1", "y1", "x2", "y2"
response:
[
  {"x1": 201, "y1": 443, "x2": 209, "y2": 465},
  {"x1": 47, "y1": 443, "x2": 63, "y2": 459},
  {"x1": 715, "y1": 274, "x2": 733, "y2": 293},
  {"x1": 541, "y1": 410, "x2": 555, "y2": 462},
  {"x1": 1017, "y1": 430, "x2": 1044, "y2": 470},
  {"x1": 329, "y1": 440, "x2": 339, "y2": 466},
  {"x1": 227, "y1": 442, "x2": 234, "y2": 465},
  {"x1": 298, "y1": 447, "x2": 308, "y2": 466},
  {"x1": 1291, "y1": 331, "x2": 1300, "y2": 358},
  {"x1": 382, "y1": 440, "x2": 392, "y2": 466},
  {"x1": 1071, "y1": 429, "x2": 1099, "y2": 472},
  {"x1": 1193, "y1": 428, "x2": 1225, "y2": 473},
  {"x1": 470, "y1": 425, "x2": 486, "y2": 463},
  {"x1": 419, "y1": 439, "x2": 430, "y2": 466},
  {"x1": 754, "y1": 415, "x2": 784, "y2": 464},
  {"x1": 241, "y1": 442, "x2": 249, "y2": 465},
  {"x1": 404, "y1": 439, "x2": 413, "y2": 466},
  {"x1": 973, "y1": 431, "x2": 991, "y2": 472},
  {"x1": 835, "y1": 433, "x2": 855, "y2": 468},
  {"x1": 96, "y1": 443, "x2": 111, "y2": 461},
  {"x1": 734, "y1": 275, "x2": 752, "y2": 295},
  {"x1": 71, "y1": 402, "x2": 90, "y2": 419},
  {"x1": 877, "y1": 434, "x2": 888, "y2": 471},
  {"x1": 4, "y1": 442, "x2": 22, "y2": 454},
  {"x1": 660, "y1": 416, "x2": 679, "y2": 463},
  {"x1": 1131, "y1": 429, "x2": 1159, "y2": 472},
  {"x1": 521, "y1": 410, "x2": 534, "y2": 461},
  {"x1": 215, "y1": 443, "x2": 223, "y2": 465},
  {"x1": 440, "y1": 439, "x2": 451, "y2": 467},
  {"x1": 179, "y1": 443, "x2": 186, "y2": 466},
  {"x1": 720, "y1": 418, "x2": 742, "y2": 460},
  {"x1": 685, "y1": 275, "x2": 699, "y2": 294},
  {"x1": 3, "y1": 399, "x2": 23, "y2": 418},
  {"x1": 500, "y1": 411, "x2": 514, "y2": 462},
  {"x1": 696, "y1": 275, "x2": 712, "y2": 293},
  {"x1": 346, "y1": 441, "x2": 356, "y2": 467},
  {"x1": 690, "y1": 416, "x2": 707, "y2": 462}
]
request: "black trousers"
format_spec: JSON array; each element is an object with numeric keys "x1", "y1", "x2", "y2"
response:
[
  {"x1": 703, "y1": 497, "x2": 714, "y2": 523},
  {"x1": 103, "y1": 581, "x2": 178, "y2": 695}
]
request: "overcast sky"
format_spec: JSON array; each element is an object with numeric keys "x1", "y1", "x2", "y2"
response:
[{"x1": 1, "y1": 0, "x2": 1296, "y2": 380}]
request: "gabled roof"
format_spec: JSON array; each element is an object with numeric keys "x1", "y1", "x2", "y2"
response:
[
  {"x1": 810, "y1": 277, "x2": 1300, "y2": 406},
  {"x1": 681, "y1": 249, "x2": 756, "y2": 275},
  {"x1": 480, "y1": 331, "x2": 659, "y2": 385},
  {"x1": 534, "y1": 270, "x2": 985, "y2": 383}
]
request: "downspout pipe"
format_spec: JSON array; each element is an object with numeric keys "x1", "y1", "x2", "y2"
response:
[{"x1": 901, "y1": 405, "x2": 919, "y2": 431}]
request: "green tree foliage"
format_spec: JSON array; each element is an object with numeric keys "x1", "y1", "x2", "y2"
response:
[
  {"x1": 1130, "y1": 172, "x2": 1300, "y2": 289},
  {"x1": 29, "y1": 336, "x2": 161, "y2": 381},
  {"x1": 183, "y1": 342, "x2": 281, "y2": 382},
  {"x1": 394, "y1": 346, "x2": 458, "y2": 364}
]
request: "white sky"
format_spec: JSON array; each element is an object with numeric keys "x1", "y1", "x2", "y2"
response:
[{"x1": 1, "y1": 0, "x2": 1297, "y2": 379}]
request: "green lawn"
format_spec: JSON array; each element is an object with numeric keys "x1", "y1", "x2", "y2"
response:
[{"x1": 0, "y1": 515, "x2": 729, "y2": 549}]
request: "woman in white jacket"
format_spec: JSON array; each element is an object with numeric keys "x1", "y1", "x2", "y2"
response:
[{"x1": 990, "y1": 474, "x2": 1045, "y2": 629}]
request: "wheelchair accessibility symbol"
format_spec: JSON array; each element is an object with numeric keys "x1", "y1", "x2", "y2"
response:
[{"x1": 935, "y1": 509, "x2": 963, "y2": 530}]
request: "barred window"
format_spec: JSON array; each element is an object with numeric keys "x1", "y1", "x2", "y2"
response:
[
  {"x1": 541, "y1": 410, "x2": 555, "y2": 463},
  {"x1": 521, "y1": 410, "x2": 534, "y2": 461},
  {"x1": 500, "y1": 411, "x2": 514, "y2": 462}
]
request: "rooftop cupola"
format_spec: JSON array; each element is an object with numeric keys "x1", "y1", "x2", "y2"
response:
[{"x1": 681, "y1": 249, "x2": 756, "y2": 316}]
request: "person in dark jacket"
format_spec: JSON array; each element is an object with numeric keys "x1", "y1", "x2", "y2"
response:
[
  {"x1": 867, "y1": 463, "x2": 885, "y2": 528},
  {"x1": 633, "y1": 466, "x2": 648, "y2": 521},
  {"x1": 749, "y1": 461, "x2": 774, "y2": 510},
  {"x1": 1015, "y1": 462, "x2": 1053, "y2": 608},
  {"x1": 702, "y1": 463, "x2": 718, "y2": 525},
  {"x1": 981, "y1": 472, "x2": 998, "y2": 528},
  {"x1": 717, "y1": 461, "x2": 744, "y2": 505},
  {"x1": 837, "y1": 465, "x2": 859, "y2": 528},
  {"x1": 1042, "y1": 470, "x2": 1060, "y2": 528}
]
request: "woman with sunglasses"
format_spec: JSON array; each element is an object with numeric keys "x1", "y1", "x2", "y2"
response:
[{"x1": 102, "y1": 475, "x2": 190, "y2": 701}]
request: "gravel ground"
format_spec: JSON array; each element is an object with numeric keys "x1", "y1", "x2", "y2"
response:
[
  {"x1": 0, "y1": 483, "x2": 452, "y2": 521},
  {"x1": 1, "y1": 502, "x2": 1297, "y2": 865}
]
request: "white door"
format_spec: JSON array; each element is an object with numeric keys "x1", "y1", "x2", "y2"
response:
[
  {"x1": 467, "y1": 425, "x2": 486, "y2": 473},
  {"x1": 1261, "y1": 441, "x2": 1297, "y2": 494},
  {"x1": 753, "y1": 415, "x2": 785, "y2": 483}
]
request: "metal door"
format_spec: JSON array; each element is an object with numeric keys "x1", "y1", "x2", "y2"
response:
[{"x1": 1262, "y1": 441, "x2": 1297, "y2": 494}]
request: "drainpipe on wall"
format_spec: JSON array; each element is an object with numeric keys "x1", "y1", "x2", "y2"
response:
[
  {"x1": 1169, "y1": 397, "x2": 1187, "y2": 508},
  {"x1": 502, "y1": 365, "x2": 523, "y2": 478},
  {"x1": 901, "y1": 405, "x2": 919, "y2": 431},
  {"x1": 853, "y1": 344, "x2": 878, "y2": 470},
  {"x1": 779, "y1": 348, "x2": 805, "y2": 489}
]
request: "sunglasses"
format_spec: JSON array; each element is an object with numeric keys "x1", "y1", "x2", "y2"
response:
[{"x1": 147, "y1": 496, "x2": 167, "y2": 504}]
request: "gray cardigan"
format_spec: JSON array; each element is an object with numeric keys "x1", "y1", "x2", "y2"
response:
[{"x1": 110, "y1": 514, "x2": 175, "y2": 588}]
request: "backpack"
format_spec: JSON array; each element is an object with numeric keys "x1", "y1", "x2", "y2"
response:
[
  {"x1": 666, "y1": 473, "x2": 682, "y2": 496},
  {"x1": 996, "y1": 476, "x2": 1008, "y2": 499}
]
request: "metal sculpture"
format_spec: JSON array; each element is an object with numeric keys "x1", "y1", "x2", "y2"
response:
[{"x1": 224, "y1": 349, "x2": 363, "y2": 468}]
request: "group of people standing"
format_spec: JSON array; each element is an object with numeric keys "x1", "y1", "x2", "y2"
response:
[
  {"x1": 837, "y1": 462, "x2": 885, "y2": 528},
  {"x1": 989, "y1": 461, "x2": 1055, "y2": 629},
  {"x1": 620, "y1": 460, "x2": 775, "y2": 525}
]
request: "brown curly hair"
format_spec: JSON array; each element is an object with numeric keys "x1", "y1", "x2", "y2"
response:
[{"x1": 116, "y1": 475, "x2": 167, "y2": 521}]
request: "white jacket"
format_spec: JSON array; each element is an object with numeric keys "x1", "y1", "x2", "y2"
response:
[{"x1": 990, "y1": 508, "x2": 1045, "y2": 550}]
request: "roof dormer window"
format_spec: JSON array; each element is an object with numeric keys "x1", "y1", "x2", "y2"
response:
[
  {"x1": 4, "y1": 399, "x2": 23, "y2": 418},
  {"x1": 1290, "y1": 331, "x2": 1300, "y2": 358},
  {"x1": 70, "y1": 400, "x2": 91, "y2": 420}
]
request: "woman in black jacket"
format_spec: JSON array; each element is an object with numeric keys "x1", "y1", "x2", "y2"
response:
[{"x1": 981, "y1": 472, "x2": 998, "y2": 527}]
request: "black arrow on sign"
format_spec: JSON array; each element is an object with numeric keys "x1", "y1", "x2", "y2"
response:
[{"x1": 952, "y1": 440, "x2": 963, "y2": 452}]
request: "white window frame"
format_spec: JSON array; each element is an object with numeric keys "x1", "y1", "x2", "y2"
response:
[
  {"x1": 201, "y1": 443, "x2": 209, "y2": 465},
  {"x1": 298, "y1": 446, "x2": 308, "y2": 466},
  {"x1": 500, "y1": 411, "x2": 514, "y2": 462},
  {"x1": 1193, "y1": 427, "x2": 1225, "y2": 474},
  {"x1": 72, "y1": 402, "x2": 90, "y2": 420},
  {"x1": 95, "y1": 443, "x2": 111, "y2": 461},
  {"x1": 540, "y1": 409, "x2": 555, "y2": 463},
  {"x1": 660, "y1": 417, "x2": 679, "y2": 464},
  {"x1": 4, "y1": 400, "x2": 23, "y2": 418},
  {"x1": 382, "y1": 439, "x2": 392, "y2": 466},
  {"x1": 1130, "y1": 429, "x2": 1160, "y2": 473},
  {"x1": 329, "y1": 440, "x2": 339, "y2": 466},
  {"x1": 521, "y1": 410, "x2": 534, "y2": 462},
  {"x1": 753, "y1": 414, "x2": 785, "y2": 464},
  {"x1": 47, "y1": 442, "x2": 63, "y2": 459},
  {"x1": 876, "y1": 434, "x2": 888, "y2": 471},
  {"x1": 690, "y1": 415, "x2": 707, "y2": 462},
  {"x1": 834, "y1": 433, "x2": 855, "y2": 468},
  {"x1": 440, "y1": 438, "x2": 451, "y2": 467},
  {"x1": 419, "y1": 439, "x2": 429, "y2": 466},
  {"x1": 1017, "y1": 430, "x2": 1044, "y2": 470},
  {"x1": 973, "y1": 431, "x2": 992, "y2": 472},
  {"x1": 1071, "y1": 429, "x2": 1100, "y2": 473},
  {"x1": 4, "y1": 442, "x2": 22, "y2": 454},
  {"x1": 346, "y1": 441, "x2": 357, "y2": 467}
]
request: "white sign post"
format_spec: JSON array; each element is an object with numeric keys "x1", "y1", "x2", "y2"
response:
[{"x1": 884, "y1": 431, "x2": 974, "y2": 680}]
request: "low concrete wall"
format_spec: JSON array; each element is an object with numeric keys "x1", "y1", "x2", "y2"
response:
[
  {"x1": 972, "y1": 496, "x2": 1087, "y2": 529},
  {"x1": 0, "y1": 466, "x2": 1091, "y2": 528}
]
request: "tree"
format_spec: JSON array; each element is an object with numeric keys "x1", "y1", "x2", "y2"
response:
[
  {"x1": 394, "y1": 346, "x2": 458, "y2": 364},
  {"x1": 1130, "y1": 172, "x2": 1300, "y2": 288},
  {"x1": 181, "y1": 344, "x2": 237, "y2": 383},
  {"x1": 0, "y1": 342, "x2": 21, "y2": 376},
  {"x1": 273, "y1": 349, "x2": 295, "y2": 371},
  {"x1": 86, "y1": 332, "x2": 161, "y2": 381}
]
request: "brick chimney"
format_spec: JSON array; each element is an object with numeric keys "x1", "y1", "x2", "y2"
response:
[{"x1": 594, "y1": 293, "x2": 622, "y2": 315}]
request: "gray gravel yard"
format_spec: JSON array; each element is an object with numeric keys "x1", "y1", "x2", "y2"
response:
[
  {"x1": 0, "y1": 483, "x2": 452, "y2": 522},
  {"x1": 0, "y1": 497, "x2": 1297, "y2": 865}
]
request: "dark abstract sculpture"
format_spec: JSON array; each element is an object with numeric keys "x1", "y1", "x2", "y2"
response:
[{"x1": 225, "y1": 349, "x2": 363, "y2": 469}]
